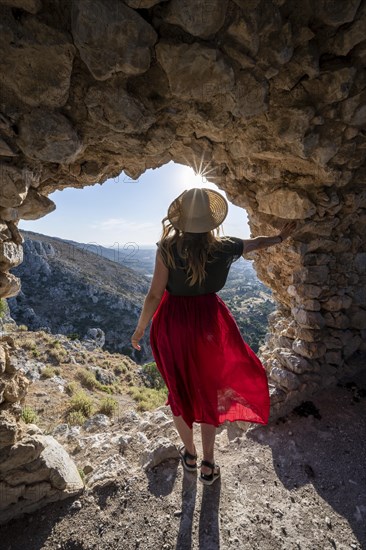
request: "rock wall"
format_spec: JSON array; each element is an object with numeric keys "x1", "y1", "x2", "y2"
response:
[
  {"x1": 0, "y1": 336, "x2": 83, "y2": 524},
  {"x1": 0, "y1": 0, "x2": 365, "y2": 422}
]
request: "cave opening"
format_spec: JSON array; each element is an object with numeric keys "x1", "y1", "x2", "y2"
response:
[{"x1": 11, "y1": 160, "x2": 274, "y2": 361}]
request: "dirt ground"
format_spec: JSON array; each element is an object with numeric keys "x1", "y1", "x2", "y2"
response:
[{"x1": 1, "y1": 369, "x2": 365, "y2": 550}]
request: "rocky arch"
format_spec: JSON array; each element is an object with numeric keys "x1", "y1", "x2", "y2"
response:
[{"x1": 1, "y1": 0, "x2": 366, "y2": 447}]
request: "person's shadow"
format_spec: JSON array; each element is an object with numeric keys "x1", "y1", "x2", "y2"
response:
[
  {"x1": 175, "y1": 471, "x2": 197, "y2": 549},
  {"x1": 247, "y1": 371, "x2": 366, "y2": 548},
  {"x1": 199, "y1": 480, "x2": 221, "y2": 549},
  {"x1": 175, "y1": 471, "x2": 221, "y2": 550}
]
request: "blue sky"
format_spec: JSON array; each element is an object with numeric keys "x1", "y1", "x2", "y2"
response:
[{"x1": 19, "y1": 162, "x2": 250, "y2": 247}]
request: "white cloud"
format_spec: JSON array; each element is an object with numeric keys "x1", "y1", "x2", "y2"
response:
[{"x1": 90, "y1": 218, "x2": 155, "y2": 231}]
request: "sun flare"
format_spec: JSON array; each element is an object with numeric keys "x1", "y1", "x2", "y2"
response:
[{"x1": 177, "y1": 159, "x2": 223, "y2": 192}]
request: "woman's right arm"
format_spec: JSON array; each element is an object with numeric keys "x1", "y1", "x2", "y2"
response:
[
  {"x1": 242, "y1": 221, "x2": 297, "y2": 254},
  {"x1": 131, "y1": 249, "x2": 168, "y2": 350}
]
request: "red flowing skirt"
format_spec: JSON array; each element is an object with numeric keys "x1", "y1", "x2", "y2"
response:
[{"x1": 150, "y1": 290, "x2": 270, "y2": 429}]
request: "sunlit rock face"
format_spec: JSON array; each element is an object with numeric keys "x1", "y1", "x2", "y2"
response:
[{"x1": 0, "y1": 0, "x2": 365, "y2": 423}]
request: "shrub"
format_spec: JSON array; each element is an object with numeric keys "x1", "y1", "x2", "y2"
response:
[
  {"x1": 65, "y1": 381, "x2": 78, "y2": 396},
  {"x1": 68, "y1": 333, "x2": 80, "y2": 341},
  {"x1": 32, "y1": 348, "x2": 41, "y2": 358},
  {"x1": 41, "y1": 366, "x2": 56, "y2": 379},
  {"x1": 51, "y1": 339, "x2": 61, "y2": 349},
  {"x1": 67, "y1": 410, "x2": 87, "y2": 426},
  {"x1": 0, "y1": 299, "x2": 7, "y2": 319},
  {"x1": 18, "y1": 324, "x2": 28, "y2": 331},
  {"x1": 21, "y1": 406, "x2": 39, "y2": 424},
  {"x1": 77, "y1": 369, "x2": 114, "y2": 394},
  {"x1": 100, "y1": 384, "x2": 114, "y2": 394},
  {"x1": 98, "y1": 396, "x2": 118, "y2": 417},
  {"x1": 68, "y1": 390, "x2": 94, "y2": 417},
  {"x1": 77, "y1": 369, "x2": 99, "y2": 390},
  {"x1": 141, "y1": 361, "x2": 166, "y2": 390},
  {"x1": 23, "y1": 341, "x2": 37, "y2": 351},
  {"x1": 127, "y1": 387, "x2": 167, "y2": 412},
  {"x1": 78, "y1": 468, "x2": 86, "y2": 483},
  {"x1": 48, "y1": 349, "x2": 67, "y2": 364},
  {"x1": 115, "y1": 364, "x2": 127, "y2": 376}
]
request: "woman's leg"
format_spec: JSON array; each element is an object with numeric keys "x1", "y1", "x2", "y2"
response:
[
  {"x1": 200, "y1": 423, "x2": 219, "y2": 475},
  {"x1": 173, "y1": 415, "x2": 196, "y2": 464}
]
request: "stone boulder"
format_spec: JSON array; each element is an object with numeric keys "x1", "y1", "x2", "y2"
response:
[
  {"x1": 0, "y1": 432, "x2": 83, "y2": 525},
  {"x1": 0, "y1": 16, "x2": 75, "y2": 108},
  {"x1": 71, "y1": 0, "x2": 157, "y2": 80}
]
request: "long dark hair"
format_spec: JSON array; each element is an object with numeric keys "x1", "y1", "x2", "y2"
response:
[{"x1": 158, "y1": 215, "x2": 225, "y2": 286}]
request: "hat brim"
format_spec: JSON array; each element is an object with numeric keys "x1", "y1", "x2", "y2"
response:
[{"x1": 167, "y1": 188, "x2": 228, "y2": 233}]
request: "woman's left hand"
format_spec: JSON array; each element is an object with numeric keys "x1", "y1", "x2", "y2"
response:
[
  {"x1": 279, "y1": 221, "x2": 298, "y2": 241},
  {"x1": 131, "y1": 326, "x2": 144, "y2": 350}
]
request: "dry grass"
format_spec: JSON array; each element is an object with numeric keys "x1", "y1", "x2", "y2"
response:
[
  {"x1": 68, "y1": 390, "x2": 94, "y2": 418},
  {"x1": 127, "y1": 387, "x2": 168, "y2": 412},
  {"x1": 97, "y1": 396, "x2": 118, "y2": 417},
  {"x1": 21, "y1": 406, "x2": 39, "y2": 424},
  {"x1": 8, "y1": 328, "x2": 144, "y2": 430},
  {"x1": 40, "y1": 366, "x2": 57, "y2": 379}
]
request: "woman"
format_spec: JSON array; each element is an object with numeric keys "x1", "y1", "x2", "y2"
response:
[{"x1": 131, "y1": 188, "x2": 296, "y2": 485}]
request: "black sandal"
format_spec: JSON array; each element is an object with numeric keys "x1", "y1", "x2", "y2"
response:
[
  {"x1": 199, "y1": 460, "x2": 220, "y2": 485},
  {"x1": 179, "y1": 445, "x2": 197, "y2": 472}
]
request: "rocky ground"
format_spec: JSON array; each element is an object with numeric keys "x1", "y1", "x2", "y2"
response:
[{"x1": 0, "y1": 366, "x2": 365, "y2": 550}]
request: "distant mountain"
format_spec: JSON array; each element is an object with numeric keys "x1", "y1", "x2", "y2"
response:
[
  {"x1": 8, "y1": 231, "x2": 152, "y2": 362},
  {"x1": 59, "y1": 237, "x2": 157, "y2": 277}
]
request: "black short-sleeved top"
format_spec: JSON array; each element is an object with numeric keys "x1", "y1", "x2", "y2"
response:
[{"x1": 156, "y1": 236, "x2": 244, "y2": 296}]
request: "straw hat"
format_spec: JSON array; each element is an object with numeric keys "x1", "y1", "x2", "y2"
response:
[{"x1": 167, "y1": 188, "x2": 228, "y2": 233}]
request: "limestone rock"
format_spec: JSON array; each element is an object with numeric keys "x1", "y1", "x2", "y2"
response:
[
  {"x1": 302, "y1": 67, "x2": 356, "y2": 105},
  {"x1": 17, "y1": 189, "x2": 56, "y2": 221},
  {"x1": 0, "y1": 0, "x2": 41, "y2": 13},
  {"x1": 321, "y1": 295, "x2": 353, "y2": 312},
  {"x1": 124, "y1": 0, "x2": 168, "y2": 7},
  {"x1": 156, "y1": 41, "x2": 235, "y2": 101},
  {"x1": 164, "y1": 0, "x2": 228, "y2": 39},
  {"x1": 334, "y1": 17, "x2": 366, "y2": 57},
  {"x1": 83, "y1": 414, "x2": 110, "y2": 433},
  {"x1": 17, "y1": 108, "x2": 83, "y2": 164},
  {"x1": 269, "y1": 365, "x2": 301, "y2": 391},
  {"x1": 0, "y1": 435, "x2": 45, "y2": 474},
  {"x1": 0, "y1": 346, "x2": 6, "y2": 375},
  {"x1": 86, "y1": 454, "x2": 126, "y2": 488},
  {"x1": 0, "y1": 411, "x2": 19, "y2": 447},
  {"x1": 86, "y1": 85, "x2": 156, "y2": 134},
  {"x1": 292, "y1": 339, "x2": 327, "y2": 359},
  {"x1": 140, "y1": 437, "x2": 179, "y2": 470},
  {"x1": 231, "y1": 72, "x2": 269, "y2": 120},
  {"x1": 37, "y1": 435, "x2": 84, "y2": 491},
  {"x1": 0, "y1": 434, "x2": 83, "y2": 525},
  {"x1": 0, "y1": 267, "x2": 16, "y2": 299},
  {"x1": 226, "y1": 11, "x2": 259, "y2": 57},
  {"x1": 275, "y1": 350, "x2": 317, "y2": 374},
  {"x1": 316, "y1": 0, "x2": 361, "y2": 26},
  {"x1": 0, "y1": 241, "x2": 23, "y2": 270},
  {"x1": 323, "y1": 311, "x2": 350, "y2": 330},
  {"x1": 349, "y1": 308, "x2": 366, "y2": 330},
  {"x1": 0, "y1": 16, "x2": 75, "y2": 108},
  {"x1": 256, "y1": 188, "x2": 316, "y2": 219},
  {"x1": 354, "y1": 253, "x2": 366, "y2": 272},
  {"x1": 291, "y1": 308, "x2": 325, "y2": 330},
  {"x1": 0, "y1": 165, "x2": 31, "y2": 208},
  {"x1": 71, "y1": 0, "x2": 157, "y2": 80},
  {"x1": 1, "y1": 371, "x2": 29, "y2": 403}
]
